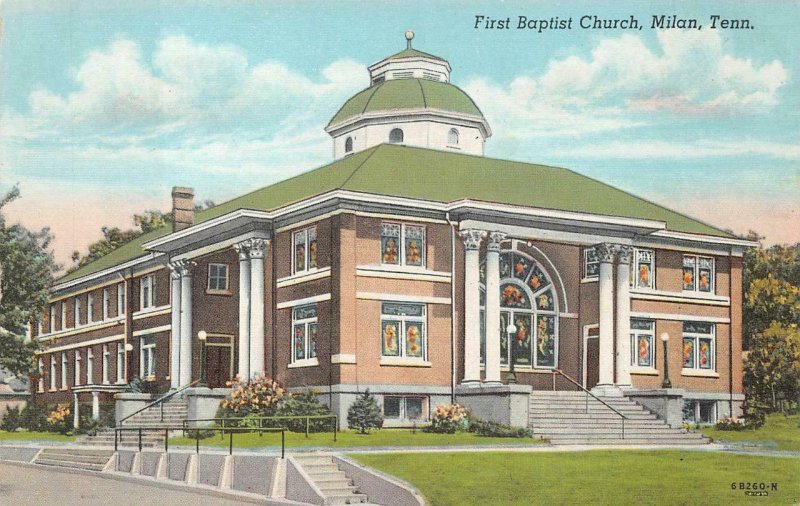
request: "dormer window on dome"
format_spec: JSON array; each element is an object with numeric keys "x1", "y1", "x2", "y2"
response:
[{"x1": 325, "y1": 31, "x2": 491, "y2": 159}]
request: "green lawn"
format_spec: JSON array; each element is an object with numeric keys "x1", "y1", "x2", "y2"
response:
[
  {"x1": 0, "y1": 430, "x2": 76, "y2": 442},
  {"x1": 352, "y1": 450, "x2": 800, "y2": 506},
  {"x1": 170, "y1": 429, "x2": 544, "y2": 449},
  {"x1": 702, "y1": 414, "x2": 800, "y2": 451}
]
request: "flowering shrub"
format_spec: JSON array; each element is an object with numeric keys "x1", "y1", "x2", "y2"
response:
[
  {"x1": 219, "y1": 375, "x2": 285, "y2": 418},
  {"x1": 47, "y1": 404, "x2": 71, "y2": 434},
  {"x1": 714, "y1": 417, "x2": 747, "y2": 431},
  {"x1": 424, "y1": 403, "x2": 467, "y2": 434}
]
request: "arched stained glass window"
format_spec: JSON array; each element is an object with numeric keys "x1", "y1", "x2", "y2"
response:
[
  {"x1": 345, "y1": 136, "x2": 353, "y2": 153},
  {"x1": 389, "y1": 128, "x2": 404, "y2": 144},
  {"x1": 448, "y1": 128, "x2": 459, "y2": 145}
]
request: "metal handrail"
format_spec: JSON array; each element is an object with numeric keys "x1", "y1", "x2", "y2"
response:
[
  {"x1": 183, "y1": 414, "x2": 338, "y2": 441},
  {"x1": 113, "y1": 425, "x2": 285, "y2": 458},
  {"x1": 118, "y1": 380, "x2": 200, "y2": 426},
  {"x1": 552, "y1": 369, "x2": 627, "y2": 438}
]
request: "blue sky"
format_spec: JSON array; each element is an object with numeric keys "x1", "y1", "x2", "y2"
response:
[{"x1": 1, "y1": 0, "x2": 798, "y2": 266}]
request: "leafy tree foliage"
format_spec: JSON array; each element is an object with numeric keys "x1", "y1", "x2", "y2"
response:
[
  {"x1": 0, "y1": 186, "x2": 56, "y2": 376},
  {"x1": 69, "y1": 200, "x2": 214, "y2": 272},
  {"x1": 347, "y1": 389, "x2": 383, "y2": 434},
  {"x1": 744, "y1": 322, "x2": 800, "y2": 412}
]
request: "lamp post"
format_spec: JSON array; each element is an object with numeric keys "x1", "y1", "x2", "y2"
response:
[
  {"x1": 506, "y1": 322, "x2": 517, "y2": 385},
  {"x1": 197, "y1": 331, "x2": 208, "y2": 388},
  {"x1": 660, "y1": 332, "x2": 672, "y2": 388},
  {"x1": 124, "y1": 343, "x2": 133, "y2": 382}
]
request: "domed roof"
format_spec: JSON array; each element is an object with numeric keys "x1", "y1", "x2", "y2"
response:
[{"x1": 327, "y1": 78, "x2": 485, "y2": 128}]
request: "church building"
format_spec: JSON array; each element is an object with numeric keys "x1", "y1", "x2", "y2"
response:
[{"x1": 31, "y1": 32, "x2": 751, "y2": 429}]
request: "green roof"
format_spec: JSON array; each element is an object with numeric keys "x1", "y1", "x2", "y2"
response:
[
  {"x1": 385, "y1": 48, "x2": 445, "y2": 61},
  {"x1": 327, "y1": 79, "x2": 484, "y2": 127},
  {"x1": 58, "y1": 144, "x2": 733, "y2": 284}
]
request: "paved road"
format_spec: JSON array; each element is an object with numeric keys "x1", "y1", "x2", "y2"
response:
[{"x1": 0, "y1": 462, "x2": 250, "y2": 505}]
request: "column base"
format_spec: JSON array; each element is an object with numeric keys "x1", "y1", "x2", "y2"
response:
[
  {"x1": 482, "y1": 381, "x2": 502, "y2": 387},
  {"x1": 590, "y1": 384, "x2": 624, "y2": 397},
  {"x1": 459, "y1": 380, "x2": 482, "y2": 388}
]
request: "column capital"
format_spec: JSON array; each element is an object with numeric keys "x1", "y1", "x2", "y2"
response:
[
  {"x1": 460, "y1": 229, "x2": 486, "y2": 251},
  {"x1": 233, "y1": 241, "x2": 250, "y2": 261},
  {"x1": 486, "y1": 231, "x2": 508, "y2": 252},
  {"x1": 246, "y1": 238, "x2": 269, "y2": 259},
  {"x1": 594, "y1": 243, "x2": 618, "y2": 264},
  {"x1": 616, "y1": 245, "x2": 633, "y2": 265},
  {"x1": 169, "y1": 259, "x2": 196, "y2": 277}
]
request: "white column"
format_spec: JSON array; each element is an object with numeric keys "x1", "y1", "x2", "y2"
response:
[
  {"x1": 92, "y1": 391, "x2": 100, "y2": 421},
  {"x1": 248, "y1": 239, "x2": 268, "y2": 378},
  {"x1": 168, "y1": 263, "x2": 182, "y2": 389},
  {"x1": 234, "y1": 242, "x2": 251, "y2": 379},
  {"x1": 484, "y1": 231, "x2": 506, "y2": 385},
  {"x1": 73, "y1": 393, "x2": 80, "y2": 429},
  {"x1": 615, "y1": 246, "x2": 633, "y2": 388},
  {"x1": 178, "y1": 260, "x2": 195, "y2": 386},
  {"x1": 595, "y1": 243, "x2": 616, "y2": 390},
  {"x1": 461, "y1": 229, "x2": 486, "y2": 385}
]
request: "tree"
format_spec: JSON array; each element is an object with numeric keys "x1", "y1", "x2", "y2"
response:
[
  {"x1": 743, "y1": 322, "x2": 800, "y2": 412},
  {"x1": 0, "y1": 186, "x2": 57, "y2": 377},
  {"x1": 69, "y1": 200, "x2": 215, "y2": 272},
  {"x1": 347, "y1": 389, "x2": 383, "y2": 434}
]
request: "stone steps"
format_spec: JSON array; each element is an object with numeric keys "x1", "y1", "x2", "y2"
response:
[
  {"x1": 77, "y1": 399, "x2": 188, "y2": 447},
  {"x1": 34, "y1": 448, "x2": 114, "y2": 472},
  {"x1": 293, "y1": 455, "x2": 368, "y2": 504},
  {"x1": 529, "y1": 392, "x2": 708, "y2": 446}
]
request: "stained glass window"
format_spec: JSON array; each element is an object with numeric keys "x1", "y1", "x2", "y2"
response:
[
  {"x1": 528, "y1": 264, "x2": 550, "y2": 292},
  {"x1": 512, "y1": 254, "x2": 530, "y2": 280},
  {"x1": 381, "y1": 303, "x2": 426, "y2": 360},
  {"x1": 500, "y1": 283, "x2": 530, "y2": 309},
  {"x1": 630, "y1": 319, "x2": 654, "y2": 368},
  {"x1": 683, "y1": 338, "x2": 695, "y2": 368},
  {"x1": 512, "y1": 314, "x2": 533, "y2": 366},
  {"x1": 536, "y1": 315, "x2": 556, "y2": 367},
  {"x1": 634, "y1": 249, "x2": 654, "y2": 289},
  {"x1": 536, "y1": 290, "x2": 554, "y2": 311},
  {"x1": 404, "y1": 225, "x2": 424, "y2": 267},
  {"x1": 381, "y1": 223, "x2": 401, "y2": 265},
  {"x1": 698, "y1": 257, "x2": 713, "y2": 293},
  {"x1": 584, "y1": 247, "x2": 599, "y2": 279},
  {"x1": 291, "y1": 304, "x2": 318, "y2": 365},
  {"x1": 381, "y1": 223, "x2": 425, "y2": 267},
  {"x1": 683, "y1": 256, "x2": 696, "y2": 291},
  {"x1": 292, "y1": 226, "x2": 318, "y2": 274}
]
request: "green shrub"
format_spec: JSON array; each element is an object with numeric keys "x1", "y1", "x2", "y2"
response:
[
  {"x1": 714, "y1": 418, "x2": 748, "y2": 431},
  {"x1": 278, "y1": 389, "x2": 335, "y2": 433},
  {"x1": 21, "y1": 403, "x2": 49, "y2": 432},
  {"x1": 184, "y1": 428, "x2": 215, "y2": 440},
  {"x1": 217, "y1": 375, "x2": 285, "y2": 418},
  {"x1": 469, "y1": 419, "x2": 532, "y2": 438},
  {"x1": 46, "y1": 404, "x2": 72, "y2": 435},
  {"x1": 347, "y1": 390, "x2": 383, "y2": 434},
  {"x1": 1, "y1": 406, "x2": 21, "y2": 432},
  {"x1": 743, "y1": 398, "x2": 768, "y2": 429}
]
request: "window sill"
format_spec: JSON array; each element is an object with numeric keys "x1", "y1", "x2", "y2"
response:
[
  {"x1": 631, "y1": 289, "x2": 729, "y2": 306},
  {"x1": 288, "y1": 358, "x2": 319, "y2": 369},
  {"x1": 276, "y1": 267, "x2": 331, "y2": 288},
  {"x1": 356, "y1": 265, "x2": 450, "y2": 283},
  {"x1": 498, "y1": 366, "x2": 556, "y2": 373},
  {"x1": 380, "y1": 357, "x2": 431, "y2": 367},
  {"x1": 580, "y1": 277, "x2": 598, "y2": 284},
  {"x1": 630, "y1": 367, "x2": 659, "y2": 376},
  {"x1": 205, "y1": 289, "x2": 232, "y2": 296},
  {"x1": 681, "y1": 369, "x2": 719, "y2": 378}
]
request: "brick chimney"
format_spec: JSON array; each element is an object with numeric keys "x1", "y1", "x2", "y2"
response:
[{"x1": 171, "y1": 186, "x2": 195, "y2": 232}]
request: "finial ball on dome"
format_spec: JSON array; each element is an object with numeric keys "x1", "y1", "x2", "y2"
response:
[{"x1": 405, "y1": 29, "x2": 414, "y2": 41}]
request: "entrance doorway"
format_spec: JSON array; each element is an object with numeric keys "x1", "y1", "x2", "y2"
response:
[
  {"x1": 205, "y1": 336, "x2": 234, "y2": 388},
  {"x1": 583, "y1": 326, "x2": 600, "y2": 390}
]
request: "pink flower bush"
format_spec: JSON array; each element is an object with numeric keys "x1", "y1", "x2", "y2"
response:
[
  {"x1": 220, "y1": 375, "x2": 285, "y2": 416},
  {"x1": 426, "y1": 403, "x2": 468, "y2": 434}
]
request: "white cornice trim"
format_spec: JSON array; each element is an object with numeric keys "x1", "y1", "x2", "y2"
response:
[
  {"x1": 650, "y1": 230, "x2": 758, "y2": 248},
  {"x1": 276, "y1": 293, "x2": 332, "y2": 310},
  {"x1": 356, "y1": 265, "x2": 451, "y2": 283},
  {"x1": 356, "y1": 292, "x2": 451, "y2": 305},
  {"x1": 630, "y1": 290, "x2": 730, "y2": 307},
  {"x1": 37, "y1": 317, "x2": 125, "y2": 342},
  {"x1": 276, "y1": 268, "x2": 332, "y2": 288},
  {"x1": 132, "y1": 306, "x2": 172, "y2": 320},
  {"x1": 630, "y1": 311, "x2": 730, "y2": 324},
  {"x1": 51, "y1": 252, "x2": 162, "y2": 293},
  {"x1": 37, "y1": 333, "x2": 125, "y2": 354},
  {"x1": 132, "y1": 324, "x2": 171, "y2": 337}
]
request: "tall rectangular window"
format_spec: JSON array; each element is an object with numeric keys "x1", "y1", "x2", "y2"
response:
[
  {"x1": 74, "y1": 350, "x2": 82, "y2": 386},
  {"x1": 207, "y1": 263, "x2": 230, "y2": 291},
  {"x1": 116, "y1": 343, "x2": 125, "y2": 382},
  {"x1": 583, "y1": 247, "x2": 599, "y2": 280},
  {"x1": 86, "y1": 348, "x2": 94, "y2": 384},
  {"x1": 291, "y1": 305, "x2": 318, "y2": 364},
  {"x1": 50, "y1": 356, "x2": 57, "y2": 391},
  {"x1": 74, "y1": 296, "x2": 82, "y2": 327},
  {"x1": 381, "y1": 223, "x2": 425, "y2": 267},
  {"x1": 683, "y1": 255, "x2": 714, "y2": 293},
  {"x1": 632, "y1": 249, "x2": 655, "y2": 289},
  {"x1": 140, "y1": 275, "x2": 156, "y2": 310},
  {"x1": 37, "y1": 357, "x2": 44, "y2": 393},
  {"x1": 61, "y1": 302, "x2": 67, "y2": 329},
  {"x1": 87, "y1": 293, "x2": 94, "y2": 323},
  {"x1": 683, "y1": 322, "x2": 715, "y2": 371},
  {"x1": 61, "y1": 352, "x2": 68, "y2": 389},
  {"x1": 103, "y1": 288, "x2": 110, "y2": 320},
  {"x1": 102, "y1": 344, "x2": 110, "y2": 384},
  {"x1": 630, "y1": 319, "x2": 655, "y2": 368},
  {"x1": 140, "y1": 336, "x2": 156, "y2": 379},
  {"x1": 117, "y1": 283, "x2": 126, "y2": 315},
  {"x1": 49, "y1": 305, "x2": 55, "y2": 333},
  {"x1": 381, "y1": 302, "x2": 426, "y2": 360},
  {"x1": 292, "y1": 226, "x2": 318, "y2": 274}
]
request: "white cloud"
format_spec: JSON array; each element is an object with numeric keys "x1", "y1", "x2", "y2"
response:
[
  {"x1": 550, "y1": 139, "x2": 800, "y2": 160},
  {"x1": 465, "y1": 30, "x2": 788, "y2": 140}
]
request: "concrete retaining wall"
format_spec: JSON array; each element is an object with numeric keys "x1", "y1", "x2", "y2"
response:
[
  {"x1": 335, "y1": 456, "x2": 425, "y2": 506},
  {"x1": 285, "y1": 457, "x2": 324, "y2": 505}
]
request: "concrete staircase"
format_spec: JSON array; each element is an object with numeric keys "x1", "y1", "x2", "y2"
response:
[
  {"x1": 293, "y1": 454, "x2": 368, "y2": 505},
  {"x1": 76, "y1": 398, "x2": 189, "y2": 448},
  {"x1": 529, "y1": 391, "x2": 709, "y2": 445},
  {"x1": 34, "y1": 447, "x2": 115, "y2": 471}
]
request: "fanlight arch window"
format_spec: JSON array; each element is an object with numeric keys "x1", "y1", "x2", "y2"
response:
[
  {"x1": 345, "y1": 136, "x2": 353, "y2": 153},
  {"x1": 448, "y1": 128, "x2": 459, "y2": 146},
  {"x1": 389, "y1": 128, "x2": 404, "y2": 144},
  {"x1": 479, "y1": 250, "x2": 559, "y2": 369}
]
